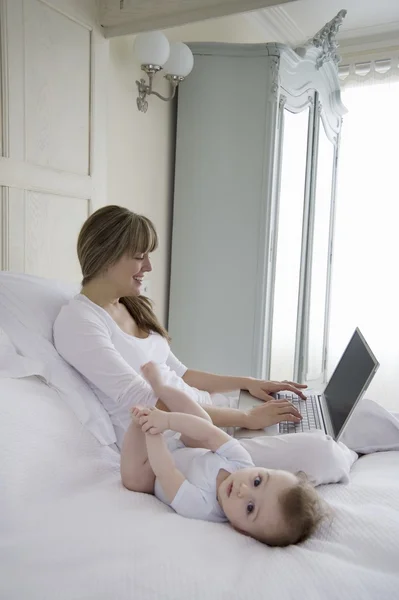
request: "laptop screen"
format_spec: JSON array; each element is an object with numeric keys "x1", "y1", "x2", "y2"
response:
[{"x1": 324, "y1": 329, "x2": 379, "y2": 437}]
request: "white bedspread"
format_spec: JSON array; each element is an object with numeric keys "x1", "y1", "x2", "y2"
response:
[{"x1": 1, "y1": 377, "x2": 399, "y2": 600}]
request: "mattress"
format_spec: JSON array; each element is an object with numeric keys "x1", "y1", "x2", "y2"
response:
[{"x1": 1, "y1": 376, "x2": 399, "y2": 600}]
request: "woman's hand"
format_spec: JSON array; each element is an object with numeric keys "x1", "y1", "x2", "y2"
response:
[
  {"x1": 246, "y1": 378, "x2": 307, "y2": 402},
  {"x1": 243, "y1": 400, "x2": 302, "y2": 430}
]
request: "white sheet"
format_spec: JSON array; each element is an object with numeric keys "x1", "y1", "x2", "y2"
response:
[{"x1": 1, "y1": 377, "x2": 399, "y2": 600}]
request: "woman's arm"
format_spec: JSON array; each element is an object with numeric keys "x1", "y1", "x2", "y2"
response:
[
  {"x1": 183, "y1": 369, "x2": 307, "y2": 402},
  {"x1": 203, "y1": 401, "x2": 302, "y2": 430},
  {"x1": 202, "y1": 405, "x2": 248, "y2": 428},
  {"x1": 54, "y1": 309, "x2": 158, "y2": 409},
  {"x1": 182, "y1": 369, "x2": 248, "y2": 395},
  {"x1": 156, "y1": 398, "x2": 302, "y2": 431}
]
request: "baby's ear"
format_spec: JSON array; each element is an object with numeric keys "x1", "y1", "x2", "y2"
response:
[
  {"x1": 295, "y1": 470, "x2": 317, "y2": 487},
  {"x1": 295, "y1": 470, "x2": 308, "y2": 482}
]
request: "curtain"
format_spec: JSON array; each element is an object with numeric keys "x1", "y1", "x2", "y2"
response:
[
  {"x1": 339, "y1": 55, "x2": 399, "y2": 88},
  {"x1": 327, "y1": 56, "x2": 399, "y2": 411}
]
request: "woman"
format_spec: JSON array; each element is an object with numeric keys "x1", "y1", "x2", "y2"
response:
[{"x1": 55, "y1": 206, "x2": 343, "y2": 478}]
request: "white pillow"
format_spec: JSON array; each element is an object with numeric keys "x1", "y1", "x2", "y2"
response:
[
  {"x1": 0, "y1": 272, "x2": 116, "y2": 445},
  {"x1": 0, "y1": 272, "x2": 79, "y2": 341},
  {"x1": 0, "y1": 326, "x2": 49, "y2": 381}
]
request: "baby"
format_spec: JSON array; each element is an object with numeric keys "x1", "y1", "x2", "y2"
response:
[{"x1": 121, "y1": 362, "x2": 326, "y2": 547}]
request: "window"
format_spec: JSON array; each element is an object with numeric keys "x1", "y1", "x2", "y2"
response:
[{"x1": 328, "y1": 63, "x2": 399, "y2": 411}]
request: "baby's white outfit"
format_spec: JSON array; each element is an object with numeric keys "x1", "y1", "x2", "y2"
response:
[{"x1": 154, "y1": 438, "x2": 254, "y2": 522}]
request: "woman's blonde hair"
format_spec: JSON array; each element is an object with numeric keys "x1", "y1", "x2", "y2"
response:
[{"x1": 77, "y1": 205, "x2": 169, "y2": 339}]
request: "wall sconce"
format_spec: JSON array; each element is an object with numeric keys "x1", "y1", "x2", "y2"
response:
[{"x1": 134, "y1": 31, "x2": 194, "y2": 113}]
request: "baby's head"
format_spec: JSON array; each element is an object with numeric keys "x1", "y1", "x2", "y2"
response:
[{"x1": 218, "y1": 467, "x2": 325, "y2": 547}]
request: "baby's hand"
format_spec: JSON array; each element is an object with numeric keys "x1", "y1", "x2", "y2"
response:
[
  {"x1": 141, "y1": 361, "x2": 164, "y2": 394},
  {"x1": 139, "y1": 407, "x2": 169, "y2": 435}
]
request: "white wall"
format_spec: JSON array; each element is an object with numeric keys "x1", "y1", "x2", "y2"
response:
[
  {"x1": 107, "y1": 14, "x2": 265, "y2": 324},
  {"x1": 107, "y1": 36, "x2": 174, "y2": 326}
]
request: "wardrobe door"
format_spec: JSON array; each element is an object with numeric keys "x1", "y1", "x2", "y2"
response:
[
  {"x1": 169, "y1": 50, "x2": 276, "y2": 376},
  {"x1": 269, "y1": 106, "x2": 311, "y2": 382}
]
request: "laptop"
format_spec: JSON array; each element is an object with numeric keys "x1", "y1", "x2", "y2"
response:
[{"x1": 237, "y1": 328, "x2": 379, "y2": 442}]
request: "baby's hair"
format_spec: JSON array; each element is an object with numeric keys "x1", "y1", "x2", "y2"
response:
[
  {"x1": 278, "y1": 471, "x2": 327, "y2": 546},
  {"x1": 260, "y1": 471, "x2": 328, "y2": 547}
]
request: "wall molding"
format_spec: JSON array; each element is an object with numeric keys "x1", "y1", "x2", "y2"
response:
[
  {"x1": 1, "y1": 0, "x2": 9, "y2": 270},
  {"x1": 246, "y1": 5, "x2": 305, "y2": 45},
  {"x1": 98, "y1": 0, "x2": 295, "y2": 37},
  {"x1": 247, "y1": 7, "x2": 399, "y2": 61},
  {"x1": 0, "y1": 157, "x2": 92, "y2": 199},
  {"x1": 1, "y1": 187, "x2": 9, "y2": 270},
  {"x1": 1, "y1": 0, "x2": 9, "y2": 158}
]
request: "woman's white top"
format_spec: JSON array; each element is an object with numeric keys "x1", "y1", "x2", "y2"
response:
[{"x1": 53, "y1": 295, "x2": 212, "y2": 446}]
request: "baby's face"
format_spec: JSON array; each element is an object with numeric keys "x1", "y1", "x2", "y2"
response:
[{"x1": 218, "y1": 467, "x2": 298, "y2": 540}]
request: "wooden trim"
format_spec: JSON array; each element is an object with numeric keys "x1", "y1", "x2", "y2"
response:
[
  {"x1": 0, "y1": 0, "x2": 9, "y2": 158},
  {"x1": 1, "y1": 186, "x2": 9, "y2": 270},
  {"x1": 1, "y1": 0, "x2": 9, "y2": 269},
  {"x1": 100, "y1": 0, "x2": 295, "y2": 38},
  {"x1": 37, "y1": 0, "x2": 96, "y2": 30},
  {"x1": 0, "y1": 156, "x2": 92, "y2": 199}
]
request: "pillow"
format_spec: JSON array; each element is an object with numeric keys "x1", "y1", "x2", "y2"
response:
[
  {"x1": 0, "y1": 327, "x2": 49, "y2": 381},
  {"x1": 0, "y1": 271, "x2": 79, "y2": 341},
  {"x1": 240, "y1": 430, "x2": 358, "y2": 486},
  {"x1": 0, "y1": 272, "x2": 116, "y2": 445}
]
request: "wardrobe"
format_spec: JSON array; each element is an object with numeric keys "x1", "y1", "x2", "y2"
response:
[{"x1": 168, "y1": 14, "x2": 347, "y2": 386}]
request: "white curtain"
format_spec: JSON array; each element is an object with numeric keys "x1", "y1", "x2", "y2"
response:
[{"x1": 327, "y1": 58, "x2": 399, "y2": 411}]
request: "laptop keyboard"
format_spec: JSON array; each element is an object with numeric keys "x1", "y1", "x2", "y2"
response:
[{"x1": 277, "y1": 393, "x2": 322, "y2": 434}]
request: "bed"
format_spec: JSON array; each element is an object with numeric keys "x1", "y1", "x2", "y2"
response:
[
  {"x1": 1, "y1": 324, "x2": 399, "y2": 600},
  {"x1": 1, "y1": 375, "x2": 399, "y2": 600},
  {"x1": 1, "y1": 272, "x2": 399, "y2": 600}
]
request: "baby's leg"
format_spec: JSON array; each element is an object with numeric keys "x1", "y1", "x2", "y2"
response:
[
  {"x1": 120, "y1": 409, "x2": 155, "y2": 493},
  {"x1": 141, "y1": 361, "x2": 211, "y2": 448},
  {"x1": 141, "y1": 362, "x2": 211, "y2": 423}
]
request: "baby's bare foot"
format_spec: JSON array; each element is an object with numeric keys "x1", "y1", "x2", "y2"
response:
[
  {"x1": 141, "y1": 361, "x2": 164, "y2": 394},
  {"x1": 131, "y1": 406, "x2": 151, "y2": 425},
  {"x1": 130, "y1": 406, "x2": 142, "y2": 425}
]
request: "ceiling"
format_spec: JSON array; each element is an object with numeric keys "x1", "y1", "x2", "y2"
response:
[{"x1": 249, "y1": 0, "x2": 399, "y2": 54}]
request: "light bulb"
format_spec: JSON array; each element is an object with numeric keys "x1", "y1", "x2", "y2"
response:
[
  {"x1": 134, "y1": 31, "x2": 170, "y2": 67},
  {"x1": 163, "y1": 42, "x2": 194, "y2": 78}
]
